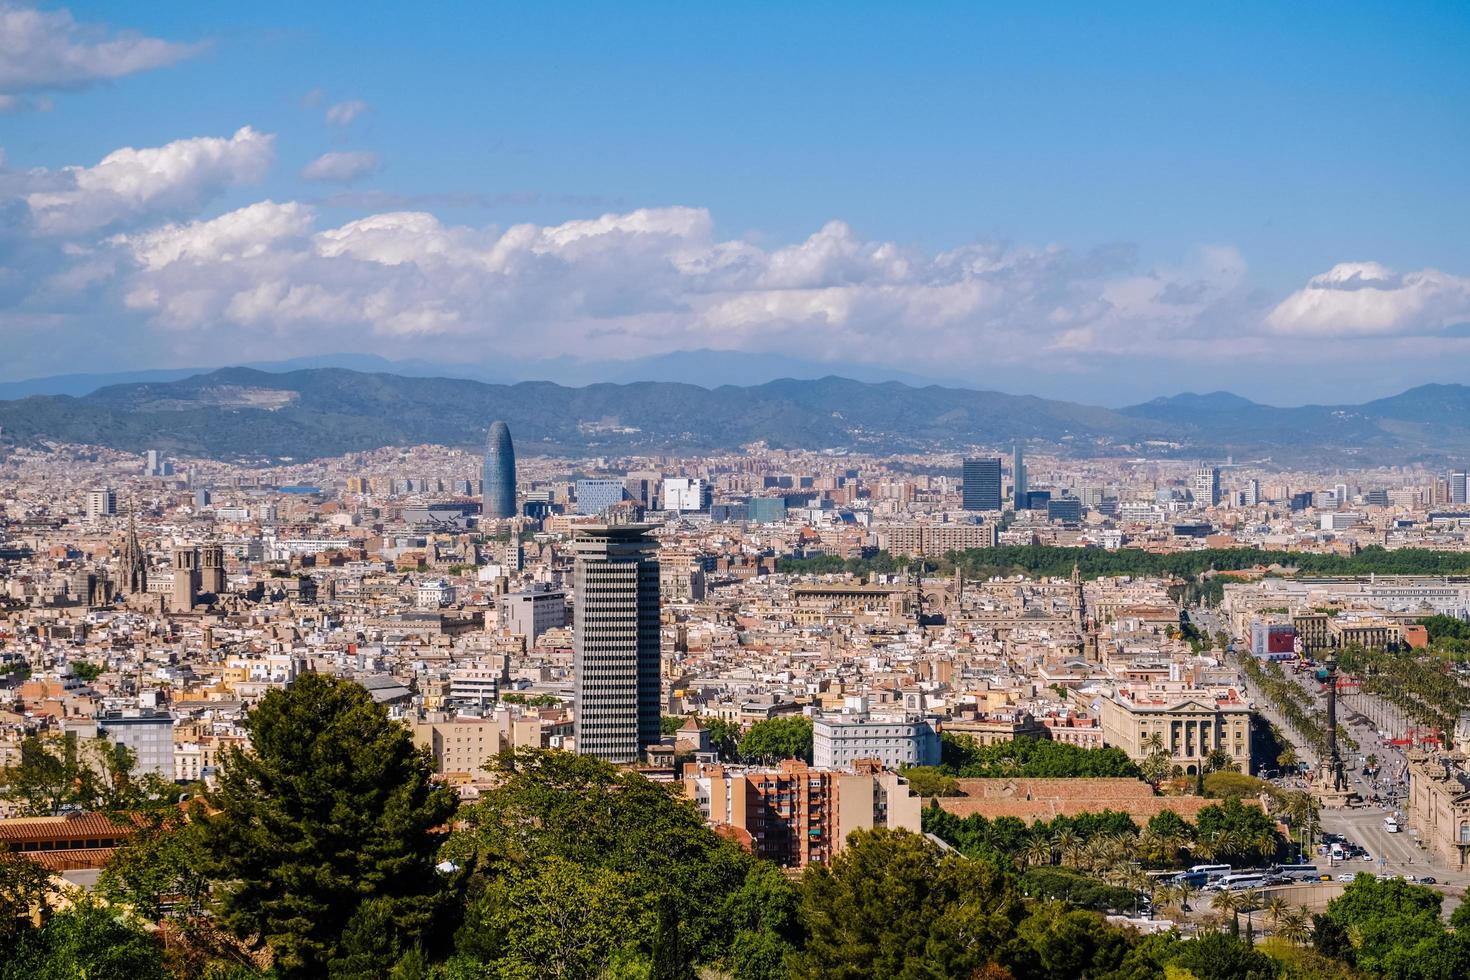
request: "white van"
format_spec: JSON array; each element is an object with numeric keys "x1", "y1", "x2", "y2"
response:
[{"x1": 1384, "y1": 817, "x2": 1400, "y2": 834}]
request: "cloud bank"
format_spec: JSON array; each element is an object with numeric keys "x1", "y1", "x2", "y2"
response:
[{"x1": 3, "y1": 124, "x2": 1469, "y2": 392}]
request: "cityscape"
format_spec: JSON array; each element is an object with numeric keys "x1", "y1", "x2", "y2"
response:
[{"x1": 3, "y1": 3, "x2": 1470, "y2": 980}]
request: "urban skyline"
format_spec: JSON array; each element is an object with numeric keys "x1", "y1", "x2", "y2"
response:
[{"x1": 4, "y1": 4, "x2": 1469, "y2": 977}]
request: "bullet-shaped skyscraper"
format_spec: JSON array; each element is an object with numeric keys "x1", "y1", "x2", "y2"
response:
[
  {"x1": 573, "y1": 524, "x2": 661, "y2": 763},
  {"x1": 482, "y1": 420, "x2": 517, "y2": 519}
]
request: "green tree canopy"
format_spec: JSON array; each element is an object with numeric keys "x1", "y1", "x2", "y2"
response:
[
  {"x1": 446, "y1": 748, "x2": 758, "y2": 975},
  {"x1": 939, "y1": 732, "x2": 1141, "y2": 778},
  {"x1": 738, "y1": 716, "x2": 814, "y2": 765},
  {"x1": 791, "y1": 828, "x2": 1023, "y2": 979},
  {"x1": 198, "y1": 673, "x2": 458, "y2": 978}
]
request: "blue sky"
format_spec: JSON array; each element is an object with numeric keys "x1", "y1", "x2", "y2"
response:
[{"x1": 2, "y1": 2, "x2": 1469, "y2": 403}]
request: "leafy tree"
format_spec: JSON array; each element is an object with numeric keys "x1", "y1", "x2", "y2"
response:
[
  {"x1": 452, "y1": 856, "x2": 653, "y2": 980},
  {"x1": 897, "y1": 765, "x2": 960, "y2": 797},
  {"x1": 97, "y1": 814, "x2": 211, "y2": 920},
  {"x1": 1165, "y1": 930, "x2": 1278, "y2": 980},
  {"x1": 2, "y1": 899, "x2": 168, "y2": 980},
  {"x1": 0, "y1": 846, "x2": 52, "y2": 949},
  {"x1": 0, "y1": 732, "x2": 175, "y2": 817},
  {"x1": 703, "y1": 718, "x2": 743, "y2": 761},
  {"x1": 1001, "y1": 901, "x2": 1133, "y2": 979},
  {"x1": 939, "y1": 732, "x2": 1140, "y2": 778},
  {"x1": 720, "y1": 862, "x2": 799, "y2": 979},
  {"x1": 198, "y1": 673, "x2": 458, "y2": 978},
  {"x1": 447, "y1": 749, "x2": 755, "y2": 971},
  {"x1": 738, "y1": 717, "x2": 814, "y2": 764},
  {"x1": 1017, "y1": 867, "x2": 1136, "y2": 913},
  {"x1": 790, "y1": 828, "x2": 1022, "y2": 979},
  {"x1": 1319, "y1": 874, "x2": 1466, "y2": 978},
  {"x1": 69, "y1": 661, "x2": 104, "y2": 682}
]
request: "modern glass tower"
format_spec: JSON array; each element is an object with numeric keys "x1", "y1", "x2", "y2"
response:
[
  {"x1": 962, "y1": 457, "x2": 1002, "y2": 511},
  {"x1": 1012, "y1": 444, "x2": 1027, "y2": 502},
  {"x1": 572, "y1": 524, "x2": 661, "y2": 763},
  {"x1": 482, "y1": 420, "x2": 517, "y2": 519}
]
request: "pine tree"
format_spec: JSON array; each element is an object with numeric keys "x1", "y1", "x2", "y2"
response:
[{"x1": 198, "y1": 674, "x2": 458, "y2": 978}]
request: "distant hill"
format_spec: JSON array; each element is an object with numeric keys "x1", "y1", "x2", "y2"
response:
[{"x1": 2, "y1": 367, "x2": 1469, "y2": 464}]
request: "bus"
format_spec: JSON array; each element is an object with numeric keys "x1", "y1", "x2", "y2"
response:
[
  {"x1": 1218, "y1": 872, "x2": 1270, "y2": 892},
  {"x1": 1188, "y1": 864, "x2": 1232, "y2": 882},
  {"x1": 1271, "y1": 864, "x2": 1320, "y2": 881}
]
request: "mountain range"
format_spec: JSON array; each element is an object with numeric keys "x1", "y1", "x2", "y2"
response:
[{"x1": 1, "y1": 367, "x2": 1469, "y2": 465}]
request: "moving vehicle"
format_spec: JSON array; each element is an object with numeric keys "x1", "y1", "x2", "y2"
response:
[
  {"x1": 1270, "y1": 864, "x2": 1320, "y2": 881},
  {"x1": 1384, "y1": 816, "x2": 1400, "y2": 833},
  {"x1": 1215, "y1": 872, "x2": 1270, "y2": 892},
  {"x1": 1188, "y1": 864, "x2": 1232, "y2": 882}
]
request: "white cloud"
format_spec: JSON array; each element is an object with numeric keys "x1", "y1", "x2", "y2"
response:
[
  {"x1": 108, "y1": 201, "x2": 1267, "y2": 368},
  {"x1": 324, "y1": 99, "x2": 369, "y2": 127},
  {"x1": 25, "y1": 126, "x2": 274, "y2": 235},
  {"x1": 301, "y1": 150, "x2": 380, "y2": 183},
  {"x1": 1266, "y1": 262, "x2": 1470, "y2": 337},
  {"x1": 0, "y1": 3, "x2": 204, "y2": 100}
]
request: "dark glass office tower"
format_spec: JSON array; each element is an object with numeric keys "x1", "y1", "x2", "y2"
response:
[
  {"x1": 962, "y1": 457, "x2": 1002, "y2": 511},
  {"x1": 573, "y1": 524, "x2": 661, "y2": 763},
  {"x1": 483, "y1": 421, "x2": 517, "y2": 519}
]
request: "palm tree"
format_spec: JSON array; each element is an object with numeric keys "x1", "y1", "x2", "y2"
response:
[
  {"x1": 1177, "y1": 881, "x2": 1200, "y2": 916},
  {"x1": 1210, "y1": 890, "x2": 1241, "y2": 916},
  {"x1": 1053, "y1": 828, "x2": 1082, "y2": 868},
  {"x1": 1263, "y1": 895, "x2": 1289, "y2": 928},
  {"x1": 1084, "y1": 836, "x2": 1113, "y2": 872},
  {"x1": 1276, "y1": 906, "x2": 1312, "y2": 945},
  {"x1": 1144, "y1": 732, "x2": 1167, "y2": 755},
  {"x1": 1236, "y1": 889, "x2": 1263, "y2": 914},
  {"x1": 1136, "y1": 827, "x2": 1163, "y2": 866},
  {"x1": 1022, "y1": 837, "x2": 1054, "y2": 870}
]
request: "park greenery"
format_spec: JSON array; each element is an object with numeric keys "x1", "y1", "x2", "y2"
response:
[
  {"x1": 1335, "y1": 642, "x2": 1470, "y2": 737},
  {"x1": 0, "y1": 677, "x2": 1463, "y2": 979},
  {"x1": 780, "y1": 544, "x2": 1470, "y2": 587},
  {"x1": 924, "y1": 797, "x2": 1281, "y2": 874},
  {"x1": 933, "y1": 731, "x2": 1142, "y2": 778},
  {"x1": 658, "y1": 715, "x2": 808, "y2": 765}
]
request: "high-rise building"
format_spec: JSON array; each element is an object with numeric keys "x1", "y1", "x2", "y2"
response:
[
  {"x1": 1192, "y1": 465, "x2": 1220, "y2": 507},
  {"x1": 85, "y1": 488, "x2": 117, "y2": 521},
  {"x1": 961, "y1": 458, "x2": 1002, "y2": 511},
  {"x1": 576, "y1": 478, "x2": 628, "y2": 516},
  {"x1": 482, "y1": 421, "x2": 517, "y2": 519},
  {"x1": 573, "y1": 525, "x2": 661, "y2": 763},
  {"x1": 1452, "y1": 471, "x2": 1468, "y2": 505},
  {"x1": 1012, "y1": 445, "x2": 1027, "y2": 502},
  {"x1": 663, "y1": 477, "x2": 711, "y2": 512},
  {"x1": 144, "y1": 450, "x2": 173, "y2": 478}
]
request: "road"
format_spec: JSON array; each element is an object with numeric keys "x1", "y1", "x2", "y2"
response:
[{"x1": 1198, "y1": 607, "x2": 1470, "y2": 912}]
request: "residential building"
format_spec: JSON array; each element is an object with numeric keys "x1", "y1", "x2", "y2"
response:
[
  {"x1": 85, "y1": 488, "x2": 116, "y2": 521},
  {"x1": 500, "y1": 589, "x2": 566, "y2": 641},
  {"x1": 683, "y1": 759, "x2": 923, "y2": 867}
]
